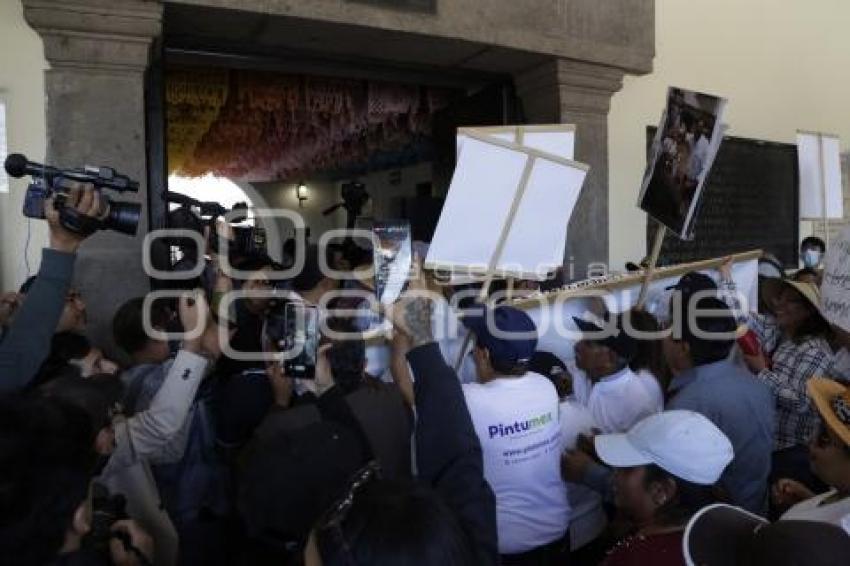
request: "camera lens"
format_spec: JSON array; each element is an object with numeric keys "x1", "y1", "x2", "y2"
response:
[{"x1": 105, "y1": 201, "x2": 141, "y2": 235}]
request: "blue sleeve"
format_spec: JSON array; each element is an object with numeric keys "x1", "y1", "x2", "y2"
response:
[
  {"x1": 0, "y1": 248, "x2": 75, "y2": 392},
  {"x1": 407, "y1": 342, "x2": 498, "y2": 565}
]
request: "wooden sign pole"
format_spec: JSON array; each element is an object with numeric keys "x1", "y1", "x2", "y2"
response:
[
  {"x1": 817, "y1": 133, "x2": 831, "y2": 249},
  {"x1": 453, "y1": 155, "x2": 537, "y2": 371},
  {"x1": 506, "y1": 277, "x2": 515, "y2": 301},
  {"x1": 636, "y1": 222, "x2": 667, "y2": 309}
]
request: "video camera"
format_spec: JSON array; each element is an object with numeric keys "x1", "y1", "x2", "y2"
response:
[
  {"x1": 323, "y1": 181, "x2": 369, "y2": 230},
  {"x1": 164, "y1": 191, "x2": 267, "y2": 258},
  {"x1": 3, "y1": 153, "x2": 141, "y2": 236}
]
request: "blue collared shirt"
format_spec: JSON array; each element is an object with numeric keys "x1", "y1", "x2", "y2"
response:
[{"x1": 667, "y1": 359, "x2": 776, "y2": 515}]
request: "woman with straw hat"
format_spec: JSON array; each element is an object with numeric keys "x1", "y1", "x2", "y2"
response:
[
  {"x1": 719, "y1": 262, "x2": 836, "y2": 493},
  {"x1": 771, "y1": 377, "x2": 850, "y2": 527}
]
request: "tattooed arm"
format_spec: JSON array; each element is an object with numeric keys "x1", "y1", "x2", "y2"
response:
[{"x1": 391, "y1": 282, "x2": 498, "y2": 564}]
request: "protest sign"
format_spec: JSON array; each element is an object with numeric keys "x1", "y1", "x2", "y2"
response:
[
  {"x1": 426, "y1": 130, "x2": 588, "y2": 280},
  {"x1": 638, "y1": 87, "x2": 727, "y2": 240},
  {"x1": 797, "y1": 131, "x2": 844, "y2": 221},
  {"x1": 821, "y1": 224, "x2": 850, "y2": 332}
]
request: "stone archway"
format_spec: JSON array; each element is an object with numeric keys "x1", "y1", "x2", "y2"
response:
[{"x1": 22, "y1": 0, "x2": 654, "y2": 355}]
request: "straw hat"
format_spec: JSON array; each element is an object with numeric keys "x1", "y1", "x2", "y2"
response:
[
  {"x1": 781, "y1": 280, "x2": 822, "y2": 312},
  {"x1": 807, "y1": 378, "x2": 850, "y2": 447}
]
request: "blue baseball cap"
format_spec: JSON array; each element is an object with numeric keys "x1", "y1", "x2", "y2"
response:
[{"x1": 462, "y1": 305, "x2": 537, "y2": 365}]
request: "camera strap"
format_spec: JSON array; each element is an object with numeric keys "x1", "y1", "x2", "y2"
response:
[{"x1": 58, "y1": 205, "x2": 102, "y2": 236}]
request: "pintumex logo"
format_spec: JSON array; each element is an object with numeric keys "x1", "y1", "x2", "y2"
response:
[{"x1": 488, "y1": 412, "x2": 553, "y2": 439}]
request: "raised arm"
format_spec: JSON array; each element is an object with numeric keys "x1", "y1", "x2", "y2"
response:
[
  {"x1": 0, "y1": 185, "x2": 101, "y2": 391},
  {"x1": 107, "y1": 291, "x2": 220, "y2": 470},
  {"x1": 388, "y1": 278, "x2": 498, "y2": 565},
  {"x1": 389, "y1": 331, "x2": 415, "y2": 408}
]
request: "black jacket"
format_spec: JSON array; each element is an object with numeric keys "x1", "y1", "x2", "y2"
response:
[{"x1": 408, "y1": 342, "x2": 498, "y2": 565}]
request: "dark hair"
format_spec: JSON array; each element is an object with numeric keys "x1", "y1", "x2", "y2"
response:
[
  {"x1": 491, "y1": 358, "x2": 529, "y2": 376},
  {"x1": 801, "y1": 236, "x2": 826, "y2": 252},
  {"x1": 473, "y1": 340, "x2": 529, "y2": 376},
  {"x1": 31, "y1": 333, "x2": 93, "y2": 389},
  {"x1": 786, "y1": 286, "x2": 832, "y2": 343},
  {"x1": 643, "y1": 464, "x2": 717, "y2": 526},
  {"x1": 679, "y1": 296, "x2": 736, "y2": 366},
  {"x1": 326, "y1": 319, "x2": 366, "y2": 393},
  {"x1": 316, "y1": 479, "x2": 475, "y2": 565},
  {"x1": 292, "y1": 245, "x2": 328, "y2": 293},
  {"x1": 793, "y1": 268, "x2": 819, "y2": 282},
  {"x1": 0, "y1": 394, "x2": 97, "y2": 565},
  {"x1": 626, "y1": 308, "x2": 671, "y2": 388},
  {"x1": 113, "y1": 297, "x2": 171, "y2": 356},
  {"x1": 40, "y1": 374, "x2": 124, "y2": 436},
  {"x1": 235, "y1": 254, "x2": 276, "y2": 275}
]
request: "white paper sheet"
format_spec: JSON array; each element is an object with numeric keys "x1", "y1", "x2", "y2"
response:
[
  {"x1": 797, "y1": 132, "x2": 844, "y2": 219},
  {"x1": 427, "y1": 131, "x2": 588, "y2": 279}
]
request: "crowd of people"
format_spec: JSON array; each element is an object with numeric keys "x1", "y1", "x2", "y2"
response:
[{"x1": 1, "y1": 185, "x2": 849, "y2": 566}]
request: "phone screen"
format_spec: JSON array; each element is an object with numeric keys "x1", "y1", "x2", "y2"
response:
[{"x1": 282, "y1": 302, "x2": 318, "y2": 379}]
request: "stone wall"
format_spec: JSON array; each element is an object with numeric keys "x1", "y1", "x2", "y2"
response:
[{"x1": 19, "y1": 0, "x2": 655, "y2": 355}]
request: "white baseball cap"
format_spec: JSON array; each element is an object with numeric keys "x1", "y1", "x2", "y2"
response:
[{"x1": 595, "y1": 410, "x2": 733, "y2": 485}]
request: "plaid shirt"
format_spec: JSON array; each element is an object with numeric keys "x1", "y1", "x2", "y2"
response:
[{"x1": 748, "y1": 312, "x2": 834, "y2": 450}]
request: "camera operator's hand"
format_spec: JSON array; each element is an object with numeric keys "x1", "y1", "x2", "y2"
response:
[
  {"x1": 109, "y1": 519, "x2": 154, "y2": 566},
  {"x1": 45, "y1": 181, "x2": 103, "y2": 253},
  {"x1": 0, "y1": 292, "x2": 22, "y2": 327}
]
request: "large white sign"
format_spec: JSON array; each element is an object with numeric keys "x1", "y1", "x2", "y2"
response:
[
  {"x1": 426, "y1": 129, "x2": 588, "y2": 280},
  {"x1": 821, "y1": 224, "x2": 850, "y2": 332},
  {"x1": 797, "y1": 131, "x2": 844, "y2": 220}
]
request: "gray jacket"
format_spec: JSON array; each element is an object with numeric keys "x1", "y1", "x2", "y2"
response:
[
  {"x1": 0, "y1": 248, "x2": 75, "y2": 392},
  {"x1": 100, "y1": 350, "x2": 209, "y2": 566}
]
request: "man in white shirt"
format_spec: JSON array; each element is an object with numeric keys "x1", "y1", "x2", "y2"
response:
[
  {"x1": 573, "y1": 313, "x2": 660, "y2": 434},
  {"x1": 462, "y1": 305, "x2": 570, "y2": 562}
]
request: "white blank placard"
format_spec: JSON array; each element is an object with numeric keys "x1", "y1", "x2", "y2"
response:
[
  {"x1": 457, "y1": 125, "x2": 575, "y2": 161},
  {"x1": 498, "y1": 158, "x2": 585, "y2": 275},
  {"x1": 429, "y1": 136, "x2": 531, "y2": 273},
  {"x1": 427, "y1": 133, "x2": 588, "y2": 279},
  {"x1": 522, "y1": 130, "x2": 575, "y2": 161},
  {"x1": 798, "y1": 132, "x2": 844, "y2": 219}
]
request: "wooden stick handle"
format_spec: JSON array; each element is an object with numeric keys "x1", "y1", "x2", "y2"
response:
[{"x1": 637, "y1": 224, "x2": 667, "y2": 308}]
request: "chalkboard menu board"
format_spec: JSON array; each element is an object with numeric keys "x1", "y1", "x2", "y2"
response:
[{"x1": 646, "y1": 127, "x2": 799, "y2": 268}]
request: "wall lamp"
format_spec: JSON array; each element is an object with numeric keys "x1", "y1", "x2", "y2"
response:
[{"x1": 296, "y1": 182, "x2": 308, "y2": 207}]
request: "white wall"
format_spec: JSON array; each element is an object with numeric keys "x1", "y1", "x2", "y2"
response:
[
  {"x1": 608, "y1": 0, "x2": 850, "y2": 270},
  {"x1": 0, "y1": 0, "x2": 48, "y2": 291}
]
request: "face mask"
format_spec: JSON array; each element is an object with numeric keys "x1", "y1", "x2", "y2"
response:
[{"x1": 802, "y1": 249, "x2": 821, "y2": 268}]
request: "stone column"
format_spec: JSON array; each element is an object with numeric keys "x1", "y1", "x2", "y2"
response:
[
  {"x1": 23, "y1": 0, "x2": 162, "y2": 358},
  {"x1": 515, "y1": 59, "x2": 624, "y2": 280}
]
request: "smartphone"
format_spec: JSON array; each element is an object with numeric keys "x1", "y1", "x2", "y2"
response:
[
  {"x1": 372, "y1": 220, "x2": 412, "y2": 305},
  {"x1": 281, "y1": 302, "x2": 319, "y2": 379}
]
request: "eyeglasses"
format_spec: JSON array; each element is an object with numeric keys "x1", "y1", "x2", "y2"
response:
[{"x1": 314, "y1": 460, "x2": 382, "y2": 565}]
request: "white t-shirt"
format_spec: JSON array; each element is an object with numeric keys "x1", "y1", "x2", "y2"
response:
[
  {"x1": 463, "y1": 373, "x2": 569, "y2": 554},
  {"x1": 588, "y1": 367, "x2": 661, "y2": 434},
  {"x1": 635, "y1": 369, "x2": 665, "y2": 413},
  {"x1": 559, "y1": 399, "x2": 607, "y2": 550},
  {"x1": 781, "y1": 490, "x2": 850, "y2": 527}
]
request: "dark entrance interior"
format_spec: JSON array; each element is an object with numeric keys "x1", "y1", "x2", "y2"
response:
[{"x1": 146, "y1": 3, "x2": 524, "y2": 262}]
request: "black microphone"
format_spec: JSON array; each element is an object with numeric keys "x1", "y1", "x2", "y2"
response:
[{"x1": 4, "y1": 153, "x2": 59, "y2": 179}]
